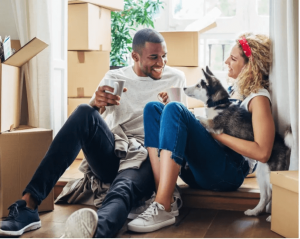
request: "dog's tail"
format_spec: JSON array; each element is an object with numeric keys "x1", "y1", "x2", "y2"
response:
[{"x1": 284, "y1": 126, "x2": 293, "y2": 170}]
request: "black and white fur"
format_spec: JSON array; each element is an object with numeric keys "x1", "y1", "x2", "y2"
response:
[{"x1": 184, "y1": 66, "x2": 292, "y2": 222}]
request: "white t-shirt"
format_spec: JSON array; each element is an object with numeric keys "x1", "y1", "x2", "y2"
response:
[
  {"x1": 240, "y1": 88, "x2": 271, "y2": 173},
  {"x1": 91, "y1": 65, "x2": 186, "y2": 136}
]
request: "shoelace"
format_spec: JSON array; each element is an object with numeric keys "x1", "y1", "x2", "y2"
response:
[
  {"x1": 137, "y1": 202, "x2": 165, "y2": 221},
  {"x1": 6, "y1": 203, "x2": 19, "y2": 219}
]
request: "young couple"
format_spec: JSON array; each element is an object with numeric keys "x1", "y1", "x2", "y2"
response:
[{"x1": 0, "y1": 28, "x2": 273, "y2": 238}]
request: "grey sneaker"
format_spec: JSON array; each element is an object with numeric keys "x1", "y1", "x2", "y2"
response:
[
  {"x1": 128, "y1": 190, "x2": 182, "y2": 219},
  {"x1": 127, "y1": 202, "x2": 175, "y2": 233},
  {"x1": 61, "y1": 208, "x2": 98, "y2": 238}
]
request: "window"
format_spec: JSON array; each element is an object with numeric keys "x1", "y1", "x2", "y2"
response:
[
  {"x1": 173, "y1": 0, "x2": 236, "y2": 19},
  {"x1": 257, "y1": 0, "x2": 269, "y2": 16},
  {"x1": 161, "y1": 0, "x2": 270, "y2": 86}
]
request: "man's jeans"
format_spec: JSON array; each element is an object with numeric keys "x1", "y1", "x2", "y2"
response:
[
  {"x1": 23, "y1": 104, "x2": 155, "y2": 238},
  {"x1": 144, "y1": 102, "x2": 249, "y2": 191}
]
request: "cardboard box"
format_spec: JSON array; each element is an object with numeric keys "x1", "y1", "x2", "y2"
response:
[
  {"x1": 11, "y1": 40, "x2": 21, "y2": 52},
  {"x1": 68, "y1": 3, "x2": 111, "y2": 51},
  {"x1": 68, "y1": 0, "x2": 124, "y2": 11},
  {"x1": 0, "y1": 38, "x2": 48, "y2": 132},
  {"x1": 68, "y1": 50, "x2": 109, "y2": 97},
  {"x1": 160, "y1": 8, "x2": 220, "y2": 66},
  {"x1": 270, "y1": 171, "x2": 298, "y2": 238},
  {"x1": 0, "y1": 126, "x2": 54, "y2": 217},
  {"x1": 174, "y1": 66, "x2": 205, "y2": 108},
  {"x1": 68, "y1": 98, "x2": 91, "y2": 159}
]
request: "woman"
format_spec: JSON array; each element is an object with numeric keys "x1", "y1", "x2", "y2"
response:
[{"x1": 127, "y1": 33, "x2": 273, "y2": 233}]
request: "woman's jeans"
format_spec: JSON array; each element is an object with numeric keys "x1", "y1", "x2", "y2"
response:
[
  {"x1": 23, "y1": 104, "x2": 155, "y2": 238},
  {"x1": 144, "y1": 101, "x2": 249, "y2": 191}
]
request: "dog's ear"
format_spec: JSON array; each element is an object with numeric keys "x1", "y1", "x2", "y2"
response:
[
  {"x1": 202, "y1": 69, "x2": 212, "y2": 84},
  {"x1": 200, "y1": 79, "x2": 207, "y2": 88},
  {"x1": 206, "y1": 66, "x2": 214, "y2": 76}
]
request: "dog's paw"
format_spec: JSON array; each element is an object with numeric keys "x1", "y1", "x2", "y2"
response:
[
  {"x1": 212, "y1": 129, "x2": 223, "y2": 135},
  {"x1": 244, "y1": 209, "x2": 259, "y2": 216},
  {"x1": 266, "y1": 215, "x2": 271, "y2": 222}
]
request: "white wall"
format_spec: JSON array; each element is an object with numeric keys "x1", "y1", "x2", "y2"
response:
[{"x1": 0, "y1": 0, "x2": 19, "y2": 40}]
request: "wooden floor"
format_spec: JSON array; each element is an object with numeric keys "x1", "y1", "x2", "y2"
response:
[
  {"x1": 31, "y1": 159, "x2": 281, "y2": 238},
  {"x1": 19, "y1": 204, "x2": 282, "y2": 238}
]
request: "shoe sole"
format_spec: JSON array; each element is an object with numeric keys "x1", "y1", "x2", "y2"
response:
[
  {"x1": 128, "y1": 217, "x2": 176, "y2": 233},
  {"x1": 61, "y1": 208, "x2": 98, "y2": 238},
  {"x1": 0, "y1": 221, "x2": 41, "y2": 236},
  {"x1": 128, "y1": 209, "x2": 179, "y2": 220}
]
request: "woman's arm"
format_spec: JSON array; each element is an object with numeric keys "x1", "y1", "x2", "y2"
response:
[{"x1": 211, "y1": 96, "x2": 275, "y2": 163}]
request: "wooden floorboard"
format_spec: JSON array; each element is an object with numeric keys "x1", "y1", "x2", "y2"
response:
[
  {"x1": 19, "y1": 204, "x2": 282, "y2": 238},
  {"x1": 203, "y1": 210, "x2": 282, "y2": 238}
]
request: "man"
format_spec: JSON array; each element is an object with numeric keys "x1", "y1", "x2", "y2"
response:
[{"x1": 0, "y1": 28, "x2": 186, "y2": 238}]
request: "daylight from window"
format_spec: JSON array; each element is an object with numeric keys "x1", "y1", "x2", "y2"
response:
[{"x1": 167, "y1": 0, "x2": 269, "y2": 74}]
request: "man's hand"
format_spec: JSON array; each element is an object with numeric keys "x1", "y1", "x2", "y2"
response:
[
  {"x1": 93, "y1": 85, "x2": 128, "y2": 108},
  {"x1": 158, "y1": 91, "x2": 169, "y2": 104}
]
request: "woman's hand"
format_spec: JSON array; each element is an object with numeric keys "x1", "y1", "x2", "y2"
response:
[{"x1": 158, "y1": 92, "x2": 170, "y2": 104}]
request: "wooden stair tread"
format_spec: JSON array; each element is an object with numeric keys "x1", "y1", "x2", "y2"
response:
[{"x1": 55, "y1": 159, "x2": 260, "y2": 211}]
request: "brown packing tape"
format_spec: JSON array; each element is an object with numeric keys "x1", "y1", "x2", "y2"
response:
[
  {"x1": 77, "y1": 51, "x2": 85, "y2": 63},
  {"x1": 77, "y1": 87, "x2": 84, "y2": 97}
]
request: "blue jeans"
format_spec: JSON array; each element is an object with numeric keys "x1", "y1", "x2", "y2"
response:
[
  {"x1": 143, "y1": 102, "x2": 249, "y2": 191},
  {"x1": 23, "y1": 104, "x2": 155, "y2": 237}
]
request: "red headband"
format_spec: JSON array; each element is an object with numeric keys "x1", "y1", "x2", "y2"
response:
[{"x1": 238, "y1": 37, "x2": 251, "y2": 58}]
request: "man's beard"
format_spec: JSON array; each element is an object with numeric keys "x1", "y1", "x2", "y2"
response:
[{"x1": 140, "y1": 63, "x2": 162, "y2": 80}]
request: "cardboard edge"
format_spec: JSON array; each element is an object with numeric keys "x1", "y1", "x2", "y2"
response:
[
  {"x1": 159, "y1": 22, "x2": 217, "y2": 34},
  {"x1": 68, "y1": 0, "x2": 124, "y2": 11},
  {"x1": 270, "y1": 171, "x2": 299, "y2": 193},
  {"x1": 4, "y1": 37, "x2": 48, "y2": 67},
  {"x1": 0, "y1": 63, "x2": 2, "y2": 132}
]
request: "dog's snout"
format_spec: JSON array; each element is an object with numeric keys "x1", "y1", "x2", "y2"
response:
[{"x1": 183, "y1": 87, "x2": 186, "y2": 91}]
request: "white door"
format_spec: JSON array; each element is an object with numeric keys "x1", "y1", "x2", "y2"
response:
[{"x1": 49, "y1": 0, "x2": 68, "y2": 137}]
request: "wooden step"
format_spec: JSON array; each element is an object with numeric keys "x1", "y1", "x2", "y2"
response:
[{"x1": 55, "y1": 160, "x2": 260, "y2": 212}]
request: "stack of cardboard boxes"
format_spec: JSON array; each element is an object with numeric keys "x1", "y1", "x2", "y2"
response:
[
  {"x1": 160, "y1": 9, "x2": 220, "y2": 116},
  {"x1": 67, "y1": 0, "x2": 124, "y2": 159},
  {"x1": 0, "y1": 38, "x2": 54, "y2": 217}
]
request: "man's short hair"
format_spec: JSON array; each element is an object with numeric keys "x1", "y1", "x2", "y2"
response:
[{"x1": 132, "y1": 28, "x2": 165, "y2": 55}]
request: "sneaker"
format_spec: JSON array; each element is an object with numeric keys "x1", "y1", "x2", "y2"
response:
[
  {"x1": 0, "y1": 200, "x2": 41, "y2": 236},
  {"x1": 128, "y1": 186, "x2": 182, "y2": 220},
  {"x1": 127, "y1": 202, "x2": 175, "y2": 233},
  {"x1": 61, "y1": 208, "x2": 98, "y2": 238}
]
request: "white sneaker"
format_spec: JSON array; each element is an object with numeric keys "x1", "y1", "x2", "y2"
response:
[
  {"x1": 127, "y1": 202, "x2": 175, "y2": 233},
  {"x1": 61, "y1": 208, "x2": 98, "y2": 238},
  {"x1": 128, "y1": 186, "x2": 182, "y2": 220}
]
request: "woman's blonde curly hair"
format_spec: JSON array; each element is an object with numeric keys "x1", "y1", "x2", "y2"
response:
[{"x1": 235, "y1": 32, "x2": 272, "y2": 98}]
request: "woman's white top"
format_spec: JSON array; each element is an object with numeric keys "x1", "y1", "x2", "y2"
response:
[{"x1": 240, "y1": 88, "x2": 271, "y2": 173}]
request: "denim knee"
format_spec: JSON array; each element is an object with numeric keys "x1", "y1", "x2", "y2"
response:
[
  {"x1": 144, "y1": 101, "x2": 164, "y2": 118},
  {"x1": 74, "y1": 104, "x2": 93, "y2": 115},
  {"x1": 163, "y1": 102, "x2": 185, "y2": 115}
]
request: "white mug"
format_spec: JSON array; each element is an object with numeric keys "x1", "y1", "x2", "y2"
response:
[
  {"x1": 104, "y1": 79, "x2": 126, "y2": 96},
  {"x1": 158, "y1": 87, "x2": 184, "y2": 104}
]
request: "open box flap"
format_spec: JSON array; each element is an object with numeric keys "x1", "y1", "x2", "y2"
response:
[
  {"x1": 184, "y1": 7, "x2": 221, "y2": 32},
  {"x1": 160, "y1": 7, "x2": 220, "y2": 34},
  {"x1": 4, "y1": 38, "x2": 48, "y2": 67}
]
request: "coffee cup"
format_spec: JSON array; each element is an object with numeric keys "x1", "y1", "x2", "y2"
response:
[
  {"x1": 158, "y1": 87, "x2": 185, "y2": 104},
  {"x1": 104, "y1": 79, "x2": 126, "y2": 96}
]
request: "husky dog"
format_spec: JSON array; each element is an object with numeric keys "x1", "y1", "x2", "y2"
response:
[{"x1": 184, "y1": 66, "x2": 292, "y2": 222}]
